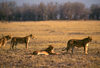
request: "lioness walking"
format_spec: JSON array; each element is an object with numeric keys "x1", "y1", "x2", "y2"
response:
[
  {"x1": 11, "y1": 34, "x2": 35, "y2": 49},
  {"x1": 64, "y1": 36, "x2": 92, "y2": 54},
  {"x1": 0, "y1": 35, "x2": 12, "y2": 48}
]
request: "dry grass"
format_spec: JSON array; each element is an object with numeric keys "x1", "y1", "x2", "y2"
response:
[{"x1": 0, "y1": 20, "x2": 100, "y2": 68}]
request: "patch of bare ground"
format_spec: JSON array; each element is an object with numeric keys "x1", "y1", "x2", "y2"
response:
[{"x1": 0, "y1": 45, "x2": 100, "y2": 68}]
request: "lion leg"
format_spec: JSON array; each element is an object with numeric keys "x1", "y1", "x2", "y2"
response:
[
  {"x1": 66, "y1": 42, "x2": 72, "y2": 53},
  {"x1": 11, "y1": 44, "x2": 14, "y2": 49},
  {"x1": 14, "y1": 44, "x2": 17, "y2": 49},
  {"x1": 10, "y1": 41, "x2": 14, "y2": 49},
  {"x1": 3, "y1": 44, "x2": 5, "y2": 47},
  {"x1": 10, "y1": 43, "x2": 12, "y2": 49},
  {"x1": 10, "y1": 45, "x2": 13, "y2": 50},
  {"x1": 0, "y1": 44, "x2": 2, "y2": 48},
  {"x1": 66, "y1": 45, "x2": 71, "y2": 53},
  {"x1": 25, "y1": 42, "x2": 28, "y2": 49},
  {"x1": 10, "y1": 45, "x2": 12, "y2": 49},
  {"x1": 71, "y1": 46, "x2": 74, "y2": 54},
  {"x1": 2, "y1": 40, "x2": 6, "y2": 47},
  {"x1": 2, "y1": 43, "x2": 5, "y2": 47},
  {"x1": 84, "y1": 44, "x2": 88, "y2": 54},
  {"x1": 66, "y1": 44, "x2": 70, "y2": 53},
  {"x1": 50, "y1": 53, "x2": 58, "y2": 55},
  {"x1": 12, "y1": 45, "x2": 14, "y2": 49},
  {"x1": 66, "y1": 47, "x2": 69, "y2": 52},
  {"x1": 11, "y1": 42, "x2": 16, "y2": 49}
]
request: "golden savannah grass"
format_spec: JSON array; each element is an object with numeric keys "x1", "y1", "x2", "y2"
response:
[{"x1": 0, "y1": 20, "x2": 100, "y2": 68}]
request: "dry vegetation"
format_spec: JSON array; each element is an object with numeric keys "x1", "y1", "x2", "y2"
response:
[{"x1": 0, "y1": 20, "x2": 100, "y2": 68}]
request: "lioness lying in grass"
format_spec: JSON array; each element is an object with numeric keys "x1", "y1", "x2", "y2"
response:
[{"x1": 33, "y1": 45, "x2": 59, "y2": 55}]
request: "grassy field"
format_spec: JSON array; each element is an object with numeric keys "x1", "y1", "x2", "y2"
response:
[{"x1": 0, "y1": 20, "x2": 100, "y2": 68}]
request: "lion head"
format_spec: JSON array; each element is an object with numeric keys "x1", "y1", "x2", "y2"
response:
[
  {"x1": 88, "y1": 36, "x2": 92, "y2": 42},
  {"x1": 45, "y1": 45, "x2": 54, "y2": 53},
  {"x1": 5, "y1": 35, "x2": 12, "y2": 40}
]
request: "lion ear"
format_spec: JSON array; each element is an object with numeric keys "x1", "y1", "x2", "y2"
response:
[
  {"x1": 8, "y1": 34, "x2": 12, "y2": 38},
  {"x1": 30, "y1": 34, "x2": 32, "y2": 36},
  {"x1": 49, "y1": 45, "x2": 52, "y2": 47},
  {"x1": 88, "y1": 36, "x2": 92, "y2": 40},
  {"x1": 0, "y1": 34, "x2": 4, "y2": 38},
  {"x1": 89, "y1": 36, "x2": 92, "y2": 38},
  {"x1": 1, "y1": 34, "x2": 4, "y2": 37},
  {"x1": 88, "y1": 36, "x2": 90, "y2": 38}
]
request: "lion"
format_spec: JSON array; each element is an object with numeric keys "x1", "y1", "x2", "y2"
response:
[
  {"x1": 33, "y1": 45, "x2": 59, "y2": 55},
  {"x1": 0, "y1": 35, "x2": 12, "y2": 48},
  {"x1": 10, "y1": 34, "x2": 35, "y2": 49},
  {"x1": 63, "y1": 36, "x2": 92, "y2": 54}
]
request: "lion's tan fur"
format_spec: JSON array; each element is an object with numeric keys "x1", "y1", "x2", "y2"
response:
[
  {"x1": 65, "y1": 36, "x2": 92, "y2": 54},
  {"x1": 33, "y1": 45, "x2": 59, "y2": 55},
  {"x1": 10, "y1": 34, "x2": 34, "y2": 49},
  {"x1": 0, "y1": 35, "x2": 12, "y2": 48}
]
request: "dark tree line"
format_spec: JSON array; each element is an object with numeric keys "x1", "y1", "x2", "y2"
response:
[
  {"x1": 0, "y1": 1, "x2": 100, "y2": 21},
  {"x1": 89, "y1": 4, "x2": 100, "y2": 20}
]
